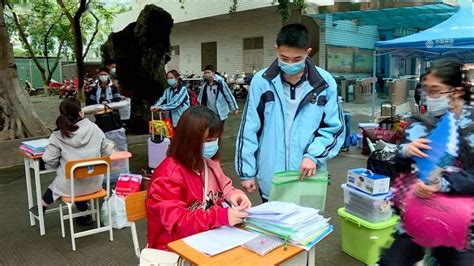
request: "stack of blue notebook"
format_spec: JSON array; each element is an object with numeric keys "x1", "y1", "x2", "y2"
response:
[{"x1": 20, "y1": 139, "x2": 49, "y2": 156}]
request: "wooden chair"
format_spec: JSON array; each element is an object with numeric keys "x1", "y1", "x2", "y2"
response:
[
  {"x1": 59, "y1": 156, "x2": 113, "y2": 251},
  {"x1": 124, "y1": 191, "x2": 180, "y2": 265}
]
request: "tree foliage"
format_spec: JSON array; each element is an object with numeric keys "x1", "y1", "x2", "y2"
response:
[
  {"x1": 4, "y1": 0, "x2": 129, "y2": 96},
  {"x1": 5, "y1": 0, "x2": 128, "y2": 60}
]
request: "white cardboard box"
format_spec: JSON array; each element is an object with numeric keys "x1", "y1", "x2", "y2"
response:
[{"x1": 347, "y1": 168, "x2": 390, "y2": 195}]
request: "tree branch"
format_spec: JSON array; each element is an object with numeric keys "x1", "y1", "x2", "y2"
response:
[
  {"x1": 44, "y1": 13, "x2": 64, "y2": 75},
  {"x1": 47, "y1": 29, "x2": 68, "y2": 82},
  {"x1": 82, "y1": 9, "x2": 99, "y2": 61},
  {"x1": 6, "y1": 2, "x2": 46, "y2": 77},
  {"x1": 57, "y1": 0, "x2": 74, "y2": 25}
]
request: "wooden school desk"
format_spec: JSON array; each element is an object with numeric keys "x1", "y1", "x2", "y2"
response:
[{"x1": 168, "y1": 238, "x2": 318, "y2": 266}]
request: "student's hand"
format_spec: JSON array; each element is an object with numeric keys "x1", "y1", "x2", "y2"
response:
[
  {"x1": 300, "y1": 158, "x2": 316, "y2": 181},
  {"x1": 406, "y1": 139, "x2": 431, "y2": 158},
  {"x1": 228, "y1": 207, "x2": 249, "y2": 226},
  {"x1": 150, "y1": 106, "x2": 159, "y2": 112},
  {"x1": 102, "y1": 101, "x2": 109, "y2": 105},
  {"x1": 240, "y1": 180, "x2": 257, "y2": 193},
  {"x1": 229, "y1": 193, "x2": 252, "y2": 210},
  {"x1": 233, "y1": 110, "x2": 239, "y2": 115},
  {"x1": 415, "y1": 181, "x2": 440, "y2": 199}
]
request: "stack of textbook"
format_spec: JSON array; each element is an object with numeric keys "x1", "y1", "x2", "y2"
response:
[{"x1": 20, "y1": 139, "x2": 49, "y2": 156}]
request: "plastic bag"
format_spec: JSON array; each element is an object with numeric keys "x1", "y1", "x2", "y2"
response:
[
  {"x1": 105, "y1": 128, "x2": 129, "y2": 186},
  {"x1": 164, "y1": 117, "x2": 174, "y2": 138},
  {"x1": 115, "y1": 174, "x2": 142, "y2": 197},
  {"x1": 367, "y1": 149, "x2": 411, "y2": 184},
  {"x1": 269, "y1": 170, "x2": 329, "y2": 214},
  {"x1": 101, "y1": 191, "x2": 130, "y2": 229},
  {"x1": 117, "y1": 97, "x2": 131, "y2": 120}
]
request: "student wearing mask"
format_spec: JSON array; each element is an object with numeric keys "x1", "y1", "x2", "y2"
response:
[
  {"x1": 146, "y1": 106, "x2": 251, "y2": 250},
  {"x1": 86, "y1": 67, "x2": 122, "y2": 106},
  {"x1": 198, "y1": 65, "x2": 238, "y2": 124},
  {"x1": 235, "y1": 23, "x2": 345, "y2": 202},
  {"x1": 379, "y1": 58, "x2": 474, "y2": 265},
  {"x1": 104, "y1": 59, "x2": 119, "y2": 87},
  {"x1": 105, "y1": 59, "x2": 117, "y2": 78},
  {"x1": 150, "y1": 70, "x2": 190, "y2": 128}
]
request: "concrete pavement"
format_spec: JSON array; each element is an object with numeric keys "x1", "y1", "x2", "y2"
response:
[{"x1": 0, "y1": 99, "x2": 374, "y2": 265}]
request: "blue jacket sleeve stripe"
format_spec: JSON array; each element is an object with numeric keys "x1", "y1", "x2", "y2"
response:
[
  {"x1": 155, "y1": 88, "x2": 169, "y2": 106},
  {"x1": 236, "y1": 99, "x2": 251, "y2": 176},
  {"x1": 159, "y1": 86, "x2": 188, "y2": 110},
  {"x1": 316, "y1": 99, "x2": 345, "y2": 158}
]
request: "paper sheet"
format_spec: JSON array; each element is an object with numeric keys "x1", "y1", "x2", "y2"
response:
[{"x1": 182, "y1": 226, "x2": 258, "y2": 256}]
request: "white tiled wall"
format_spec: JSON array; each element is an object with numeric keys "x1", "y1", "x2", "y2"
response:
[
  {"x1": 114, "y1": 0, "x2": 277, "y2": 31},
  {"x1": 169, "y1": 8, "x2": 283, "y2": 75}
]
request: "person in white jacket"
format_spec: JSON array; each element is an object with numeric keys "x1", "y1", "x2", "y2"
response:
[{"x1": 30, "y1": 98, "x2": 114, "y2": 225}]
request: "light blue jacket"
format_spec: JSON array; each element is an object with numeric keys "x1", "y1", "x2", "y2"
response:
[
  {"x1": 198, "y1": 75, "x2": 238, "y2": 121},
  {"x1": 235, "y1": 59, "x2": 345, "y2": 199},
  {"x1": 154, "y1": 83, "x2": 190, "y2": 127}
]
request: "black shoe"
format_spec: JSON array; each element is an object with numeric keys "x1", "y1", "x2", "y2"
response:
[
  {"x1": 29, "y1": 205, "x2": 47, "y2": 216},
  {"x1": 76, "y1": 215, "x2": 93, "y2": 226}
]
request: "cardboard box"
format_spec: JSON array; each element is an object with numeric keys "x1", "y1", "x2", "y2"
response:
[{"x1": 347, "y1": 168, "x2": 390, "y2": 195}]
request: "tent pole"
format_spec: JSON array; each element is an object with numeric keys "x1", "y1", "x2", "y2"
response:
[{"x1": 372, "y1": 50, "x2": 377, "y2": 117}]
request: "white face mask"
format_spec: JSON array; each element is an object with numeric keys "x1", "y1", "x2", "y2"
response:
[
  {"x1": 99, "y1": 75, "x2": 109, "y2": 83},
  {"x1": 426, "y1": 95, "x2": 451, "y2": 116}
]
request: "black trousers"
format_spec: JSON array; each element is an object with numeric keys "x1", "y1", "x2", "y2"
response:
[
  {"x1": 379, "y1": 233, "x2": 474, "y2": 266},
  {"x1": 42, "y1": 188, "x2": 88, "y2": 212}
]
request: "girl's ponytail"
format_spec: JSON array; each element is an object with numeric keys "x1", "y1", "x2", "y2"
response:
[{"x1": 56, "y1": 98, "x2": 81, "y2": 138}]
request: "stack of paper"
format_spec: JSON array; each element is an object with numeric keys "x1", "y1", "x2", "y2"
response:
[
  {"x1": 20, "y1": 139, "x2": 49, "y2": 156},
  {"x1": 182, "y1": 226, "x2": 258, "y2": 256},
  {"x1": 245, "y1": 201, "x2": 333, "y2": 250}
]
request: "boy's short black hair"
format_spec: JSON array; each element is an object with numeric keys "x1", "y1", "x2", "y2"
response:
[
  {"x1": 98, "y1": 67, "x2": 110, "y2": 74},
  {"x1": 276, "y1": 23, "x2": 311, "y2": 49},
  {"x1": 203, "y1": 65, "x2": 215, "y2": 72}
]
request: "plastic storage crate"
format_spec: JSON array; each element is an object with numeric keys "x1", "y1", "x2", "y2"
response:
[
  {"x1": 342, "y1": 184, "x2": 392, "y2": 223},
  {"x1": 338, "y1": 208, "x2": 398, "y2": 266}
]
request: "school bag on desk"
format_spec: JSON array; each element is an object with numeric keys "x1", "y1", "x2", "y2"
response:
[
  {"x1": 148, "y1": 111, "x2": 170, "y2": 169},
  {"x1": 269, "y1": 170, "x2": 329, "y2": 214}
]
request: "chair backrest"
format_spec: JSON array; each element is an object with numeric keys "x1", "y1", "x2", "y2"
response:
[
  {"x1": 65, "y1": 156, "x2": 112, "y2": 180},
  {"x1": 125, "y1": 191, "x2": 147, "y2": 222}
]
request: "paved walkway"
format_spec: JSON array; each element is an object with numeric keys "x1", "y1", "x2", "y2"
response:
[{"x1": 0, "y1": 97, "x2": 381, "y2": 265}]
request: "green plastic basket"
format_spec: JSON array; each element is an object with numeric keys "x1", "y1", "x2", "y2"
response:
[
  {"x1": 269, "y1": 170, "x2": 329, "y2": 213},
  {"x1": 338, "y1": 208, "x2": 399, "y2": 265}
]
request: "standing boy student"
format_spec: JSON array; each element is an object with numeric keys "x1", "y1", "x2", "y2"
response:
[
  {"x1": 198, "y1": 65, "x2": 239, "y2": 123},
  {"x1": 235, "y1": 24, "x2": 345, "y2": 201}
]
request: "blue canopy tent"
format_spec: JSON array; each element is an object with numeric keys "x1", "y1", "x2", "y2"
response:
[{"x1": 371, "y1": 2, "x2": 474, "y2": 115}]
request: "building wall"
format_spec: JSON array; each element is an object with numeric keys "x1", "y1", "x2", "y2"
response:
[
  {"x1": 169, "y1": 8, "x2": 283, "y2": 75},
  {"x1": 324, "y1": 15, "x2": 378, "y2": 49},
  {"x1": 114, "y1": 0, "x2": 277, "y2": 32},
  {"x1": 318, "y1": 14, "x2": 378, "y2": 71}
]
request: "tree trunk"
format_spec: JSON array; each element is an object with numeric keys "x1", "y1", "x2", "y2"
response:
[
  {"x1": 0, "y1": 1, "x2": 49, "y2": 140},
  {"x1": 72, "y1": 0, "x2": 87, "y2": 101},
  {"x1": 58, "y1": 0, "x2": 88, "y2": 101}
]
